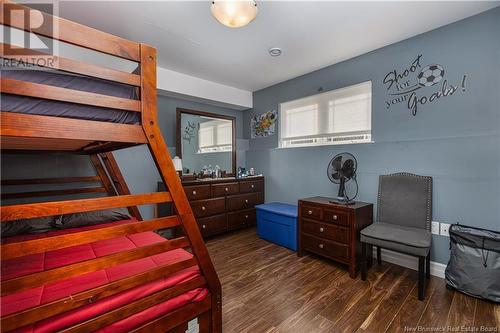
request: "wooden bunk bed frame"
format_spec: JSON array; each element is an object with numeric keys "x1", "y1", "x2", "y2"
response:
[{"x1": 0, "y1": 1, "x2": 222, "y2": 332}]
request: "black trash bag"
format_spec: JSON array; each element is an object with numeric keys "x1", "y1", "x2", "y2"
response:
[{"x1": 445, "y1": 224, "x2": 500, "y2": 302}]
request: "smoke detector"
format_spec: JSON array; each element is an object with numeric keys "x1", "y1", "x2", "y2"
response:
[{"x1": 268, "y1": 47, "x2": 282, "y2": 57}]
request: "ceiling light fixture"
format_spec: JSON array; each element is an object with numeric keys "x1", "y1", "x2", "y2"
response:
[
  {"x1": 211, "y1": 1, "x2": 258, "y2": 28},
  {"x1": 268, "y1": 47, "x2": 282, "y2": 57}
]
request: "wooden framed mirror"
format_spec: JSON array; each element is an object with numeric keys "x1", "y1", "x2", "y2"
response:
[{"x1": 176, "y1": 108, "x2": 236, "y2": 176}]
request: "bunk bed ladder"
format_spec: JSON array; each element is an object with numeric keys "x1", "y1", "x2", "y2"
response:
[
  {"x1": 139, "y1": 44, "x2": 222, "y2": 333},
  {"x1": 90, "y1": 152, "x2": 143, "y2": 221}
]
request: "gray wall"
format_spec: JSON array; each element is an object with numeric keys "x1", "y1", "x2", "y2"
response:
[
  {"x1": 125, "y1": 95, "x2": 245, "y2": 219},
  {"x1": 244, "y1": 8, "x2": 500, "y2": 264},
  {"x1": 1, "y1": 95, "x2": 246, "y2": 220}
]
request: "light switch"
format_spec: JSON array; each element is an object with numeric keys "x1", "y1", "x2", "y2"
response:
[{"x1": 431, "y1": 221, "x2": 440, "y2": 235}]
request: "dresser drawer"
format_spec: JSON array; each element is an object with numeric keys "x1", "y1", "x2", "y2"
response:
[
  {"x1": 227, "y1": 208, "x2": 256, "y2": 230},
  {"x1": 324, "y1": 209, "x2": 349, "y2": 226},
  {"x1": 197, "y1": 213, "x2": 227, "y2": 237},
  {"x1": 301, "y1": 205, "x2": 322, "y2": 220},
  {"x1": 211, "y1": 182, "x2": 239, "y2": 197},
  {"x1": 226, "y1": 192, "x2": 264, "y2": 211},
  {"x1": 239, "y1": 180, "x2": 263, "y2": 193},
  {"x1": 191, "y1": 197, "x2": 225, "y2": 217},
  {"x1": 302, "y1": 234, "x2": 349, "y2": 261},
  {"x1": 185, "y1": 185, "x2": 211, "y2": 201},
  {"x1": 302, "y1": 219, "x2": 349, "y2": 244}
]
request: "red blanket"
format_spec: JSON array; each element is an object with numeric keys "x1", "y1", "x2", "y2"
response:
[{"x1": 1, "y1": 220, "x2": 207, "y2": 332}]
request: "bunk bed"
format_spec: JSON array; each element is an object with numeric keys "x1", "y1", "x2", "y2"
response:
[{"x1": 0, "y1": 1, "x2": 222, "y2": 332}]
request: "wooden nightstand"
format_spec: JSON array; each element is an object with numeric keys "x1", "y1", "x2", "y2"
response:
[{"x1": 298, "y1": 197, "x2": 373, "y2": 278}]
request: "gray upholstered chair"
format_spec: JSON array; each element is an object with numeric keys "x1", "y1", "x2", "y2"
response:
[{"x1": 360, "y1": 172, "x2": 432, "y2": 300}]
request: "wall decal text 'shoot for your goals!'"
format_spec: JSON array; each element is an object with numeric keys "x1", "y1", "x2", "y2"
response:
[{"x1": 383, "y1": 54, "x2": 468, "y2": 116}]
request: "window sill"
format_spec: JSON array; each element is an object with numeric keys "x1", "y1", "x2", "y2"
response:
[
  {"x1": 196, "y1": 151, "x2": 232, "y2": 155},
  {"x1": 275, "y1": 140, "x2": 374, "y2": 150}
]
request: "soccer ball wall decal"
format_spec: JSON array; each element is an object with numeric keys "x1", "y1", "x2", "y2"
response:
[{"x1": 417, "y1": 64, "x2": 445, "y2": 87}]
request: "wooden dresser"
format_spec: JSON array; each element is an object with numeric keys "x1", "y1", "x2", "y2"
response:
[
  {"x1": 298, "y1": 197, "x2": 373, "y2": 278},
  {"x1": 160, "y1": 176, "x2": 264, "y2": 238}
]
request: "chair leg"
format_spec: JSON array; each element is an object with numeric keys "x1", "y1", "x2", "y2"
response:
[
  {"x1": 426, "y1": 253, "x2": 431, "y2": 279},
  {"x1": 377, "y1": 246, "x2": 382, "y2": 265},
  {"x1": 367, "y1": 244, "x2": 373, "y2": 268},
  {"x1": 361, "y1": 242, "x2": 367, "y2": 281},
  {"x1": 418, "y1": 256, "x2": 426, "y2": 301}
]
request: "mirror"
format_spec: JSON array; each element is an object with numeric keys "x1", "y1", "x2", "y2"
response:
[{"x1": 176, "y1": 108, "x2": 236, "y2": 176}]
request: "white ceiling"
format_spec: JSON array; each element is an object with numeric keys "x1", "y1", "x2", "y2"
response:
[{"x1": 58, "y1": 1, "x2": 499, "y2": 92}]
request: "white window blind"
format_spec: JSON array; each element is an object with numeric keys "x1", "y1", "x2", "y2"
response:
[
  {"x1": 279, "y1": 81, "x2": 372, "y2": 148},
  {"x1": 198, "y1": 119, "x2": 232, "y2": 153}
]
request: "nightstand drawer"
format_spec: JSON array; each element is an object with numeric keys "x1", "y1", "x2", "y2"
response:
[
  {"x1": 197, "y1": 213, "x2": 227, "y2": 237},
  {"x1": 211, "y1": 182, "x2": 239, "y2": 197},
  {"x1": 302, "y1": 219, "x2": 349, "y2": 244},
  {"x1": 239, "y1": 180, "x2": 263, "y2": 193},
  {"x1": 185, "y1": 185, "x2": 211, "y2": 201},
  {"x1": 324, "y1": 209, "x2": 349, "y2": 226},
  {"x1": 191, "y1": 197, "x2": 225, "y2": 217},
  {"x1": 302, "y1": 234, "x2": 349, "y2": 261},
  {"x1": 301, "y1": 205, "x2": 322, "y2": 220}
]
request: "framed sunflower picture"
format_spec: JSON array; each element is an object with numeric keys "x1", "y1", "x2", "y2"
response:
[{"x1": 251, "y1": 110, "x2": 277, "y2": 138}]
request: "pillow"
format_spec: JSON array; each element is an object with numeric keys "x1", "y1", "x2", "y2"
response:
[
  {"x1": 55, "y1": 208, "x2": 131, "y2": 229},
  {"x1": 1, "y1": 216, "x2": 57, "y2": 238}
]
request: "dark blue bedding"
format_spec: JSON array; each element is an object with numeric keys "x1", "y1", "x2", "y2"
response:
[{"x1": 0, "y1": 68, "x2": 140, "y2": 124}]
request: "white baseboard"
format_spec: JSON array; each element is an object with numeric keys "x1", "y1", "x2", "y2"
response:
[{"x1": 373, "y1": 248, "x2": 446, "y2": 278}]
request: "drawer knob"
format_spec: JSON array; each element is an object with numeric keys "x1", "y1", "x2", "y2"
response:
[
  {"x1": 201, "y1": 206, "x2": 206, "y2": 211},
  {"x1": 225, "y1": 187, "x2": 229, "y2": 192},
  {"x1": 308, "y1": 210, "x2": 313, "y2": 215},
  {"x1": 319, "y1": 244, "x2": 324, "y2": 249},
  {"x1": 202, "y1": 224, "x2": 206, "y2": 229},
  {"x1": 245, "y1": 215, "x2": 249, "y2": 219},
  {"x1": 333, "y1": 215, "x2": 338, "y2": 221},
  {"x1": 245, "y1": 199, "x2": 249, "y2": 204},
  {"x1": 192, "y1": 190, "x2": 197, "y2": 195},
  {"x1": 251, "y1": 184, "x2": 255, "y2": 189},
  {"x1": 319, "y1": 227, "x2": 324, "y2": 233}
]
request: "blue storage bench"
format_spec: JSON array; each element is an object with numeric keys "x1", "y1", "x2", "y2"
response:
[{"x1": 256, "y1": 203, "x2": 298, "y2": 251}]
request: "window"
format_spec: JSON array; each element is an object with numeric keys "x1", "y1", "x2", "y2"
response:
[
  {"x1": 198, "y1": 119, "x2": 232, "y2": 153},
  {"x1": 279, "y1": 81, "x2": 372, "y2": 148}
]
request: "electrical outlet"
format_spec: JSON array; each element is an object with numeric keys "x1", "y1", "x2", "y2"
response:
[
  {"x1": 440, "y1": 223, "x2": 450, "y2": 237},
  {"x1": 431, "y1": 221, "x2": 440, "y2": 235}
]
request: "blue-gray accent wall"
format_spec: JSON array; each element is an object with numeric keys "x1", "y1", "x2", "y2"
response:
[
  {"x1": 121, "y1": 95, "x2": 246, "y2": 219},
  {"x1": 1, "y1": 95, "x2": 245, "y2": 220},
  {"x1": 243, "y1": 8, "x2": 500, "y2": 264}
]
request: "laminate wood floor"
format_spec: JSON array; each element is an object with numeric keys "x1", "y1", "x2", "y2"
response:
[{"x1": 206, "y1": 228, "x2": 500, "y2": 333}]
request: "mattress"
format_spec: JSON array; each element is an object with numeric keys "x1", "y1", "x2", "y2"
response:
[
  {"x1": 1, "y1": 220, "x2": 208, "y2": 332},
  {"x1": 0, "y1": 68, "x2": 140, "y2": 124}
]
